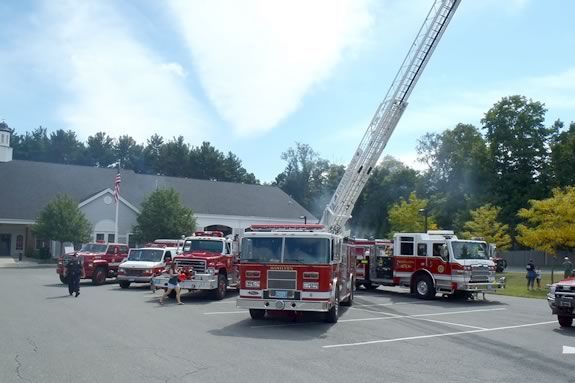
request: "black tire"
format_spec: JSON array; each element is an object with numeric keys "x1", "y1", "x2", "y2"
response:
[
  {"x1": 92, "y1": 267, "x2": 107, "y2": 285},
  {"x1": 325, "y1": 290, "x2": 340, "y2": 323},
  {"x1": 341, "y1": 279, "x2": 354, "y2": 307},
  {"x1": 119, "y1": 281, "x2": 131, "y2": 289},
  {"x1": 364, "y1": 282, "x2": 376, "y2": 290},
  {"x1": 414, "y1": 274, "x2": 436, "y2": 300},
  {"x1": 558, "y1": 315, "x2": 573, "y2": 327},
  {"x1": 249, "y1": 309, "x2": 266, "y2": 320},
  {"x1": 59, "y1": 275, "x2": 69, "y2": 285},
  {"x1": 210, "y1": 274, "x2": 227, "y2": 301},
  {"x1": 355, "y1": 281, "x2": 362, "y2": 290}
]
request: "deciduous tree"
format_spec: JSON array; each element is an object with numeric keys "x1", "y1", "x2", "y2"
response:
[
  {"x1": 132, "y1": 188, "x2": 196, "y2": 243},
  {"x1": 387, "y1": 192, "x2": 436, "y2": 235},
  {"x1": 516, "y1": 186, "x2": 575, "y2": 255},
  {"x1": 462, "y1": 204, "x2": 511, "y2": 250},
  {"x1": 33, "y1": 195, "x2": 92, "y2": 257}
]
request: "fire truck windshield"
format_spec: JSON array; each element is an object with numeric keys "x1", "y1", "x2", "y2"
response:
[
  {"x1": 127, "y1": 249, "x2": 164, "y2": 262},
  {"x1": 183, "y1": 239, "x2": 223, "y2": 253},
  {"x1": 241, "y1": 237, "x2": 330, "y2": 264},
  {"x1": 451, "y1": 241, "x2": 489, "y2": 260},
  {"x1": 80, "y1": 243, "x2": 107, "y2": 253}
]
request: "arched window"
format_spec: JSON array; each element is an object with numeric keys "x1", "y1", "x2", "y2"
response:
[{"x1": 16, "y1": 235, "x2": 24, "y2": 250}]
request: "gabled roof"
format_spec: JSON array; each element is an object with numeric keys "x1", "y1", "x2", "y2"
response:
[{"x1": 0, "y1": 160, "x2": 316, "y2": 221}]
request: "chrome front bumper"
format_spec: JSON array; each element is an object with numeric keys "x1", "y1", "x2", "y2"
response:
[
  {"x1": 458, "y1": 280, "x2": 505, "y2": 292},
  {"x1": 236, "y1": 298, "x2": 331, "y2": 312},
  {"x1": 151, "y1": 274, "x2": 218, "y2": 290},
  {"x1": 117, "y1": 275, "x2": 152, "y2": 283}
]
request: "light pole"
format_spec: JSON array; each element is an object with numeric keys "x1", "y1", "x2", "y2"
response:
[
  {"x1": 299, "y1": 215, "x2": 307, "y2": 224},
  {"x1": 418, "y1": 208, "x2": 428, "y2": 233}
]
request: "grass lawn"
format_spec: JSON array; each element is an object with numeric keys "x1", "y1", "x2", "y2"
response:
[{"x1": 494, "y1": 272, "x2": 558, "y2": 299}]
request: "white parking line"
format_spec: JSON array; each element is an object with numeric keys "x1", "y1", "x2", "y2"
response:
[
  {"x1": 563, "y1": 346, "x2": 575, "y2": 354},
  {"x1": 203, "y1": 310, "x2": 247, "y2": 315},
  {"x1": 249, "y1": 308, "x2": 505, "y2": 329},
  {"x1": 353, "y1": 301, "x2": 429, "y2": 308},
  {"x1": 323, "y1": 320, "x2": 556, "y2": 349},
  {"x1": 339, "y1": 307, "x2": 506, "y2": 323},
  {"x1": 411, "y1": 317, "x2": 486, "y2": 330}
]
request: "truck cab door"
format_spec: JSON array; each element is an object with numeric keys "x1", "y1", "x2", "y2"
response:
[{"x1": 428, "y1": 243, "x2": 451, "y2": 289}]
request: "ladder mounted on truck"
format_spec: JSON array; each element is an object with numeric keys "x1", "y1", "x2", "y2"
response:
[{"x1": 320, "y1": 0, "x2": 461, "y2": 234}]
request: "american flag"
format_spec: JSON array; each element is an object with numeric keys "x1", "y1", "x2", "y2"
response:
[{"x1": 113, "y1": 172, "x2": 121, "y2": 204}]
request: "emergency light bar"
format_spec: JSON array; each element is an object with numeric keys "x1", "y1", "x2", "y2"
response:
[
  {"x1": 249, "y1": 224, "x2": 325, "y2": 232},
  {"x1": 193, "y1": 231, "x2": 224, "y2": 237}
]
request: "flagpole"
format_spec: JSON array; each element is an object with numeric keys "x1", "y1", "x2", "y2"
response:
[{"x1": 114, "y1": 160, "x2": 121, "y2": 242}]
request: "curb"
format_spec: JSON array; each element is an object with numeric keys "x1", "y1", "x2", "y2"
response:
[{"x1": 0, "y1": 264, "x2": 57, "y2": 269}]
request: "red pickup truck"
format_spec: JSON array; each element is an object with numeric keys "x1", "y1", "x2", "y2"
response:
[{"x1": 57, "y1": 242, "x2": 129, "y2": 285}]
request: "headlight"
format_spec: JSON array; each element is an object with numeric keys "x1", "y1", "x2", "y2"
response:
[
  {"x1": 245, "y1": 280, "x2": 260, "y2": 288},
  {"x1": 549, "y1": 284, "x2": 556, "y2": 295},
  {"x1": 303, "y1": 282, "x2": 319, "y2": 290},
  {"x1": 118, "y1": 268, "x2": 125, "y2": 274},
  {"x1": 207, "y1": 267, "x2": 216, "y2": 275}
]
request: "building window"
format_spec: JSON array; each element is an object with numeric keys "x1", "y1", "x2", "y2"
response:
[
  {"x1": 16, "y1": 235, "x2": 24, "y2": 251},
  {"x1": 96, "y1": 233, "x2": 105, "y2": 242},
  {"x1": 108, "y1": 234, "x2": 115, "y2": 243}
]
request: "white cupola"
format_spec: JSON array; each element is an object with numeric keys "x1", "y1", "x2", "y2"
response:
[{"x1": 0, "y1": 121, "x2": 13, "y2": 162}]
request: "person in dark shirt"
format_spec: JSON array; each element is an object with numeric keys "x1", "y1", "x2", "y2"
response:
[
  {"x1": 562, "y1": 257, "x2": 573, "y2": 279},
  {"x1": 65, "y1": 257, "x2": 84, "y2": 297},
  {"x1": 526, "y1": 259, "x2": 536, "y2": 291}
]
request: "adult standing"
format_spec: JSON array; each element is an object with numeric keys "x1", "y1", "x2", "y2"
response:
[
  {"x1": 562, "y1": 257, "x2": 573, "y2": 279},
  {"x1": 65, "y1": 256, "x2": 84, "y2": 297},
  {"x1": 526, "y1": 259, "x2": 536, "y2": 291}
]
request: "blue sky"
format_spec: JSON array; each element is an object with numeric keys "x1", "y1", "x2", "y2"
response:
[{"x1": 1, "y1": 0, "x2": 574, "y2": 182}]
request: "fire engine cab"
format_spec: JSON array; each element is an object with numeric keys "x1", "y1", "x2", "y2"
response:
[
  {"x1": 236, "y1": 224, "x2": 355, "y2": 323},
  {"x1": 352, "y1": 231, "x2": 504, "y2": 299},
  {"x1": 151, "y1": 231, "x2": 238, "y2": 300}
]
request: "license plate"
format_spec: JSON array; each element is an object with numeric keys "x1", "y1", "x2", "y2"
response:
[{"x1": 275, "y1": 290, "x2": 288, "y2": 299}]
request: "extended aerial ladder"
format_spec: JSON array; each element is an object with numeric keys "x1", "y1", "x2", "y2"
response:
[{"x1": 320, "y1": 0, "x2": 461, "y2": 234}]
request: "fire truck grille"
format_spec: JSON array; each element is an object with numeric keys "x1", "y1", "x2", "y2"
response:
[
  {"x1": 176, "y1": 259, "x2": 206, "y2": 273},
  {"x1": 267, "y1": 270, "x2": 297, "y2": 290},
  {"x1": 470, "y1": 265, "x2": 490, "y2": 282},
  {"x1": 125, "y1": 269, "x2": 144, "y2": 276}
]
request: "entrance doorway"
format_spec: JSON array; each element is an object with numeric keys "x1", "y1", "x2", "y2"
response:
[{"x1": 0, "y1": 234, "x2": 11, "y2": 256}]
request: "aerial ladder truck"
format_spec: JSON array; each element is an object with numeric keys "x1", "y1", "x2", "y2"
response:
[{"x1": 237, "y1": 0, "x2": 463, "y2": 322}]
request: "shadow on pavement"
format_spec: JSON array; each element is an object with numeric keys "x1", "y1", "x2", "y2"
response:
[{"x1": 207, "y1": 308, "x2": 343, "y2": 341}]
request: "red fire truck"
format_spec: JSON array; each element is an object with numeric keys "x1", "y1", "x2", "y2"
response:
[
  {"x1": 237, "y1": 0, "x2": 461, "y2": 320},
  {"x1": 236, "y1": 224, "x2": 355, "y2": 323},
  {"x1": 352, "y1": 231, "x2": 504, "y2": 299},
  {"x1": 151, "y1": 231, "x2": 238, "y2": 300},
  {"x1": 57, "y1": 242, "x2": 129, "y2": 285}
]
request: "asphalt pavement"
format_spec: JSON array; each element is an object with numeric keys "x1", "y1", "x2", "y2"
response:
[{"x1": 1, "y1": 268, "x2": 574, "y2": 383}]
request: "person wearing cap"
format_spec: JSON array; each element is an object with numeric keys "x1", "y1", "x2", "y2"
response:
[{"x1": 562, "y1": 257, "x2": 573, "y2": 279}]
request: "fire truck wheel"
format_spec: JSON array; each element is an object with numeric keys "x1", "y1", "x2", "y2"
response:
[
  {"x1": 59, "y1": 275, "x2": 69, "y2": 285},
  {"x1": 414, "y1": 275, "x2": 436, "y2": 300},
  {"x1": 210, "y1": 274, "x2": 227, "y2": 300},
  {"x1": 119, "y1": 281, "x2": 131, "y2": 289},
  {"x1": 249, "y1": 309, "x2": 266, "y2": 320},
  {"x1": 325, "y1": 291, "x2": 340, "y2": 323},
  {"x1": 92, "y1": 267, "x2": 107, "y2": 285},
  {"x1": 558, "y1": 315, "x2": 573, "y2": 327}
]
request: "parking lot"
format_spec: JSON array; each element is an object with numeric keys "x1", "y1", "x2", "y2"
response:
[{"x1": 1, "y1": 268, "x2": 574, "y2": 383}]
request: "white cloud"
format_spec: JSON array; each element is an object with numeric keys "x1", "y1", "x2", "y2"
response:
[
  {"x1": 27, "y1": 0, "x2": 211, "y2": 143},
  {"x1": 167, "y1": 0, "x2": 374, "y2": 136}
]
